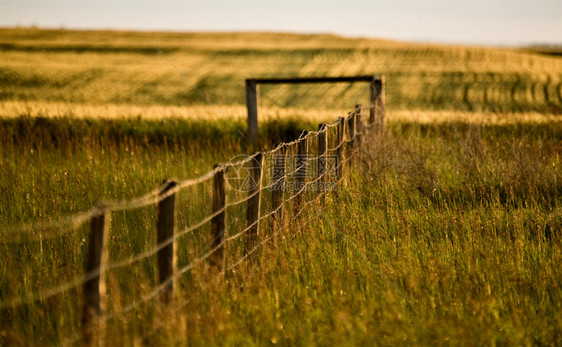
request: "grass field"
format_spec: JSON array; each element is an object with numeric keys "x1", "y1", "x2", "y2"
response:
[{"x1": 0, "y1": 28, "x2": 561, "y2": 345}]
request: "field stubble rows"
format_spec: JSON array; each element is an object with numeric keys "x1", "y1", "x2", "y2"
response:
[{"x1": 1, "y1": 28, "x2": 562, "y2": 115}]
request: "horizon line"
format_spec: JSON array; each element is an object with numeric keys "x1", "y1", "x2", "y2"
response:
[{"x1": 2, "y1": 25, "x2": 561, "y2": 50}]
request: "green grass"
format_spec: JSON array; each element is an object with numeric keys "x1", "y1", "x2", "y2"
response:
[
  {"x1": 0, "y1": 115, "x2": 317, "y2": 225},
  {"x1": 1, "y1": 117, "x2": 560, "y2": 345},
  {"x1": 1, "y1": 28, "x2": 561, "y2": 345}
]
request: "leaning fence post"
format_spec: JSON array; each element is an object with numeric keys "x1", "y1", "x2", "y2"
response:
[
  {"x1": 210, "y1": 165, "x2": 226, "y2": 269},
  {"x1": 336, "y1": 118, "x2": 345, "y2": 183},
  {"x1": 157, "y1": 180, "x2": 176, "y2": 303},
  {"x1": 271, "y1": 146, "x2": 286, "y2": 236},
  {"x1": 295, "y1": 132, "x2": 308, "y2": 212},
  {"x1": 317, "y1": 123, "x2": 327, "y2": 206},
  {"x1": 246, "y1": 152, "x2": 264, "y2": 256},
  {"x1": 82, "y1": 203, "x2": 109, "y2": 345}
]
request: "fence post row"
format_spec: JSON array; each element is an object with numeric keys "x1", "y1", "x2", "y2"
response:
[
  {"x1": 82, "y1": 204, "x2": 109, "y2": 345},
  {"x1": 336, "y1": 118, "x2": 345, "y2": 182},
  {"x1": 0, "y1": 79, "x2": 394, "y2": 347},
  {"x1": 295, "y1": 132, "x2": 308, "y2": 212},
  {"x1": 245, "y1": 152, "x2": 264, "y2": 255},
  {"x1": 271, "y1": 145, "x2": 286, "y2": 236},
  {"x1": 73, "y1": 78, "x2": 385, "y2": 343},
  {"x1": 210, "y1": 165, "x2": 226, "y2": 269},
  {"x1": 317, "y1": 123, "x2": 328, "y2": 206},
  {"x1": 157, "y1": 180, "x2": 176, "y2": 302}
]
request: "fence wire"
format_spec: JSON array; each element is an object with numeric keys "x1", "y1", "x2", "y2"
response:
[{"x1": 2, "y1": 104, "x2": 382, "y2": 346}]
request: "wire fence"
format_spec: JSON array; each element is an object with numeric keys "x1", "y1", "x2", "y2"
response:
[{"x1": 0, "y1": 83, "x2": 385, "y2": 345}]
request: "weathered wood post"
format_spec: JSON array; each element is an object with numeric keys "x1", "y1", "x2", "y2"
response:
[
  {"x1": 347, "y1": 112, "x2": 356, "y2": 161},
  {"x1": 317, "y1": 123, "x2": 327, "y2": 206},
  {"x1": 355, "y1": 104, "x2": 363, "y2": 147},
  {"x1": 82, "y1": 203, "x2": 109, "y2": 345},
  {"x1": 336, "y1": 118, "x2": 345, "y2": 182},
  {"x1": 210, "y1": 165, "x2": 226, "y2": 269},
  {"x1": 157, "y1": 180, "x2": 176, "y2": 303},
  {"x1": 369, "y1": 76, "x2": 377, "y2": 124},
  {"x1": 295, "y1": 132, "x2": 308, "y2": 211},
  {"x1": 246, "y1": 152, "x2": 264, "y2": 255},
  {"x1": 374, "y1": 76, "x2": 385, "y2": 134},
  {"x1": 271, "y1": 146, "x2": 286, "y2": 235},
  {"x1": 246, "y1": 79, "x2": 258, "y2": 141}
]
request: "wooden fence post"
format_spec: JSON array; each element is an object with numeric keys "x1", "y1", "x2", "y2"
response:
[
  {"x1": 347, "y1": 112, "x2": 356, "y2": 161},
  {"x1": 317, "y1": 123, "x2": 327, "y2": 206},
  {"x1": 374, "y1": 76, "x2": 385, "y2": 134},
  {"x1": 246, "y1": 152, "x2": 264, "y2": 255},
  {"x1": 295, "y1": 132, "x2": 308, "y2": 211},
  {"x1": 271, "y1": 146, "x2": 286, "y2": 235},
  {"x1": 336, "y1": 118, "x2": 345, "y2": 183},
  {"x1": 210, "y1": 165, "x2": 226, "y2": 269},
  {"x1": 82, "y1": 204, "x2": 109, "y2": 345},
  {"x1": 246, "y1": 79, "x2": 258, "y2": 141},
  {"x1": 369, "y1": 77, "x2": 376, "y2": 124},
  {"x1": 355, "y1": 104, "x2": 363, "y2": 147},
  {"x1": 157, "y1": 180, "x2": 176, "y2": 303}
]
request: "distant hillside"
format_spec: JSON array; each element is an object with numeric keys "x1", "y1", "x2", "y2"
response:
[{"x1": 523, "y1": 44, "x2": 562, "y2": 57}]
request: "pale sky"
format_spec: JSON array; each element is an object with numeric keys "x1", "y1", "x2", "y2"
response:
[{"x1": 1, "y1": 0, "x2": 561, "y2": 46}]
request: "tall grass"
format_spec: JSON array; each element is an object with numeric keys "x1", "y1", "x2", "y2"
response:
[
  {"x1": 1, "y1": 117, "x2": 560, "y2": 345},
  {"x1": 1, "y1": 28, "x2": 561, "y2": 345},
  {"x1": 0, "y1": 115, "x2": 319, "y2": 225}
]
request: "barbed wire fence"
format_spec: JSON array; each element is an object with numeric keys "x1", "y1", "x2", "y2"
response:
[{"x1": 0, "y1": 78, "x2": 385, "y2": 345}]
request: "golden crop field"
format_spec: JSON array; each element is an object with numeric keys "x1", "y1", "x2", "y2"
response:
[
  {"x1": 1, "y1": 28, "x2": 561, "y2": 119},
  {"x1": 0, "y1": 28, "x2": 561, "y2": 345}
]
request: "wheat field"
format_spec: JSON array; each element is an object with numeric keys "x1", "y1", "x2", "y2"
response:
[{"x1": 1, "y1": 28, "x2": 561, "y2": 115}]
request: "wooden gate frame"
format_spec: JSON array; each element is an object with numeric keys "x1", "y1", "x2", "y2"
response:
[{"x1": 245, "y1": 75, "x2": 384, "y2": 140}]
